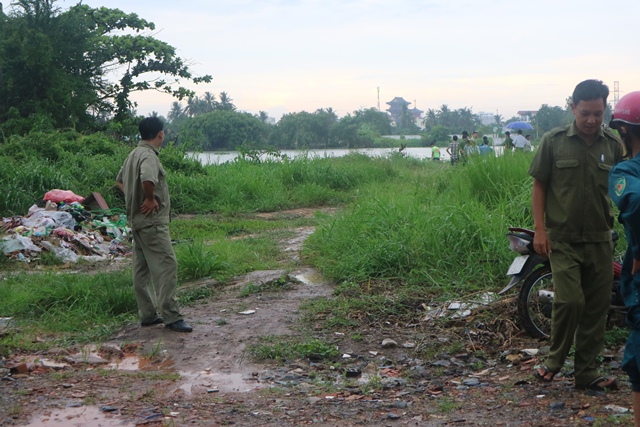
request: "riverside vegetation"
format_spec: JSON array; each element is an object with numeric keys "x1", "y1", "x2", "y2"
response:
[{"x1": 0, "y1": 130, "x2": 626, "y2": 357}]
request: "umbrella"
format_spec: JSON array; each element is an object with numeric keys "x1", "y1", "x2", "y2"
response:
[{"x1": 505, "y1": 121, "x2": 534, "y2": 130}]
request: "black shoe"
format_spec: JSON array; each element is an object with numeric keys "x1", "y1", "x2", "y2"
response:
[
  {"x1": 165, "y1": 319, "x2": 193, "y2": 333},
  {"x1": 141, "y1": 317, "x2": 163, "y2": 327}
]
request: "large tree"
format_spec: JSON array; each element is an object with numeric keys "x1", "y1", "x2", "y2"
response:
[
  {"x1": 180, "y1": 110, "x2": 268, "y2": 150},
  {"x1": 0, "y1": 0, "x2": 211, "y2": 136}
]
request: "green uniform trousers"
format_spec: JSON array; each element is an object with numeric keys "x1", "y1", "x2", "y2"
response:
[
  {"x1": 132, "y1": 225, "x2": 183, "y2": 325},
  {"x1": 546, "y1": 240, "x2": 613, "y2": 386}
]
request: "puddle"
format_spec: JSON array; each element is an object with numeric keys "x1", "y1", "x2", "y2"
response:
[
  {"x1": 108, "y1": 356, "x2": 262, "y2": 394},
  {"x1": 293, "y1": 269, "x2": 325, "y2": 286},
  {"x1": 179, "y1": 370, "x2": 263, "y2": 395},
  {"x1": 22, "y1": 406, "x2": 133, "y2": 427},
  {"x1": 108, "y1": 355, "x2": 175, "y2": 371}
]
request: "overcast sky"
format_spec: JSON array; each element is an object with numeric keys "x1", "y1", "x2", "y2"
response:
[{"x1": 58, "y1": 0, "x2": 640, "y2": 121}]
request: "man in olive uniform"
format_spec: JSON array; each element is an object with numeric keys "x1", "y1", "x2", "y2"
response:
[
  {"x1": 117, "y1": 117, "x2": 193, "y2": 333},
  {"x1": 530, "y1": 79, "x2": 622, "y2": 390},
  {"x1": 503, "y1": 131, "x2": 514, "y2": 152}
]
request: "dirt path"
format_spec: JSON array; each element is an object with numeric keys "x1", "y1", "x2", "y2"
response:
[{"x1": 0, "y1": 212, "x2": 636, "y2": 427}]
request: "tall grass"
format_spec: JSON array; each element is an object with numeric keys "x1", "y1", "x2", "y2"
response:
[
  {"x1": 0, "y1": 270, "x2": 136, "y2": 348},
  {"x1": 303, "y1": 152, "x2": 536, "y2": 298}
]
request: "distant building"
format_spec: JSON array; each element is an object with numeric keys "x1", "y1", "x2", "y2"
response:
[
  {"x1": 386, "y1": 97, "x2": 422, "y2": 124},
  {"x1": 477, "y1": 111, "x2": 495, "y2": 126},
  {"x1": 386, "y1": 97, "x2": 410, "y2": 123},
  {"x1": 517, "y1": 110, "x2": 538, "y2": 122}
]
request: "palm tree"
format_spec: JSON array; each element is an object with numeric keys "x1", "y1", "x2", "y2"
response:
[
  {"x1": 202, "y1": 91, "x2": 217, "y2": 113},
  {"x1": 167, "y1": 101, "x2": 184, "y2": 123},
  {"x1": 258, "y1": 111, "x2": 269, "y2": 123},
  {"x1": 218, "y1": 92, "x2": 235, "y2": 111}
]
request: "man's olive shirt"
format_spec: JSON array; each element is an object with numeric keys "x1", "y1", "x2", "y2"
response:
[
  {"x1": 529, "y1": 122, "x2": 623, "y2": 243},
  {"x1": 116, "y1": 141, "x2": 170, "y2": 230}
]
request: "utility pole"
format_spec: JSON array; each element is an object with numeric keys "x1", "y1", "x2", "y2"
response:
[
  {"x1": 614, "y1": 81, "x2": 620, "y2": 108},
  {"x1": 377, "y1": 87, "x2": 380, "y2": 111}
]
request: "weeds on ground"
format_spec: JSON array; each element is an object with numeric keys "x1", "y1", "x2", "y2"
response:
[
  {"x1": 238, "y1": 275, "x2": 293, "y2": 297},
  {"x1": 248, "y1": 336, "x2": 339, "y2": 362}
]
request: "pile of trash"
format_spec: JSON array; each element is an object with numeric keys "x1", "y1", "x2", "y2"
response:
[{"x1": 0, "y1": 189, "x2": 131, "y2": 263}]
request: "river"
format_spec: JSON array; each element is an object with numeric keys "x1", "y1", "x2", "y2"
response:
[{"x1": 191, "y1": 143, "x2": 507, "y2": 165}]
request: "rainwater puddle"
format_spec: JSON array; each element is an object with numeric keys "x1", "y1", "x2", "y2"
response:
[
  {"x1": 109, "y1": 356, "x2": 263, "y2": 394},
  {"x1": 293, "y1": 269, "x2": 325, "y2": 286},
  {"x1": 179, "y1": 370, "x2": 263, "y2": 394},
  {"x1": 108, "y1": 355, "x2": 175, "y2": 371},
  {"x1": 22, "y1": 406, "x2": 133, "y2": 427}
]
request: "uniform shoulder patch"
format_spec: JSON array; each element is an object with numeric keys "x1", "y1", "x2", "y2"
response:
[{"x1": 615, "y1": 176, "x2": 626, "y2": 197}]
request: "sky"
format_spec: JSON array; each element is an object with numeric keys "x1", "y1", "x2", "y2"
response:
[{"x1": 57, "y1": 0, "x2": 640, "y2": 122}]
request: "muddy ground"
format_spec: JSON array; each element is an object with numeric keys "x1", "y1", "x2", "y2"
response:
[{"x1": 0, "y1": 209, "x2": 635, "y2": 426}]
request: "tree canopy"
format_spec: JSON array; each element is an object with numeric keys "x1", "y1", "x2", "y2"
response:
[{"x1": 0, "y1": 0, "x2": 211, "y2": 138}]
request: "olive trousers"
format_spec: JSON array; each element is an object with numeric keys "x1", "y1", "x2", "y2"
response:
[
  {"x1": 132, "y1": 224, "x2": 183, "y2": 325},
  {"x1": 545, "y1": 240, "x2": 613, "y2": 386}
]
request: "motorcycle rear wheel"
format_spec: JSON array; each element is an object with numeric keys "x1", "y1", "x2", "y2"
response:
[{"x1": 517, "y1": 265, "x2": 553, "y2": 339}]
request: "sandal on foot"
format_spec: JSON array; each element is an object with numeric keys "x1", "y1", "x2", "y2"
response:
[
  {"x1": 580, "y1": 376, "x2": 618, "y2": 392},
  {"x1": 533, "y1": 365, "x2": 558, "y2": 383}
]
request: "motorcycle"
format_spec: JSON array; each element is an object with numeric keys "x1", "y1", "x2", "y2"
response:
[{"x1": 499, "y1": 227, "x2": 625, "y2": 339}]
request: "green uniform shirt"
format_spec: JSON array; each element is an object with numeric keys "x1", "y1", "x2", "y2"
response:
[
  {"x1": 529, "y1": 122, "x2": 623, "y2": 243},
  {"x1": 504, "y1": 136, "x2": 513, "y2": 149},
  {"x1": 116, "y1": 141, "x2": 171, "y2": 230}
]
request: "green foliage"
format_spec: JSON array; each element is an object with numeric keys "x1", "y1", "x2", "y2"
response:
[
  {"x1": 248, "y1": 336, "x2": 339, "y2": 362},
  {"x1": 534, "y1": 104, "x2": 572, "y2": 135},
  {"x1": 0, "y1": 0, "x2": 211, "y2": 136},
  {"x1": 179, "y1": 110, "x2": 268, "y2": 150},
  {"x1": 0, "y1": 131, "x2": 130, "y2": 215},
  {"x1": 175, "y1": 239, "x2": 228, "y2": 282},
  {"x1": 270, "y1": 110, "x2": 337, "y2": 149},
  {"x1": 423, "y1": 105, "x2": 480, "y2": 135},
  {"x1": 0, "y1": 270, "x2": 136, "y2": 347},
  {"x1": 303, "y1": 153, "x2": 534, "y2": 297}
]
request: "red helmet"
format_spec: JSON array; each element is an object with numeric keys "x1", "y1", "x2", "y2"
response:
[{"x1": 610, "y1": 91, "x2": 640, "y2": 129}]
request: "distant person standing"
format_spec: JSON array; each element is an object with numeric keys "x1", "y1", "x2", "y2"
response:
[
  {"x1": 525, "y1": 134, "x2": 533, "y2": 151},
  {"x1": 513, "y1": 129, "x2": 530, "y2": 151},
  {"x1": 472, "y1": 131, "x2": 480, "y2": 144},
  {"x1": 503, "y1": 131, "x2": 514, "y2": 152},
  {"x1": 430, "y1": 143, "x2": 441, "y2": 161},
  {"x1": 116, "y1": 116, "x2": 193, "y2": 333},
  {"x1": 447, "y1": 135, "x2": 460, "y2": 165},
  {"x1": 479, "y1": 136, "x2": 493, "y2": 156},
  {"x1": 459, "y1": 131, "x2": 469, "y2": 153}
]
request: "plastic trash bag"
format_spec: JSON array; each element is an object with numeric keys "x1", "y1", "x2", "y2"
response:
[
  {"x1": 1, "y1": 234, "x2": 42, "y2": 254},
  {"x1": 24, "y1": 205, "x2": 76, "y2": 229},
  {"x1": 43, "y1": 189, "x2": 85, "y2": 204}
]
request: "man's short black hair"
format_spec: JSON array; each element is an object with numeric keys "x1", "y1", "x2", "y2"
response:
[
  {"x1": 572, "y1": 79, "x2": 609, "y2": 107},
  {"x1": 139, "y1": 116, "x2": 164, "y2": 141},
  {"x1": 517, "y1": 129, "x2": 522, "y2": 134},
  {"x1": 453, "y1": 135, "x2": 458, "y2": 141},
  {"x1": 462, "y1": 131, "x2": 469, "y2": 137},
  {"x1": 505, "y1": 131, "x2": 510, "y2": 136}
]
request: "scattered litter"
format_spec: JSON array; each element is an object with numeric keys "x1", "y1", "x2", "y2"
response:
[
  {"x1": 605, "y1": 404, "x2": 630, "y2": 413},
  {"x1": 422, "y1": 292, "x2": 498, "y2": 321},
  {"x1": 238, "y1": 310, "x2": 256, "y2": 315},
  {"x1": 1, "y1": 192, "x2": 131, "y2": 263}
]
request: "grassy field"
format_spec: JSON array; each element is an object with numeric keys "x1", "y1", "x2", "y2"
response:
[{"x1": 0, "y1": 131, "x2": 555, "y2": 354}]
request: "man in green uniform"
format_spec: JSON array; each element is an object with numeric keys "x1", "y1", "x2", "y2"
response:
[
  {"x1": 117, "y1": 117, "x2": 193, "y2": 333},
  {"x1": 529, "y1": 79, "x2": 622, "y2": 390},
  {"x1": 503, "y1": 131, "x2": 514, "y2": 152}
]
